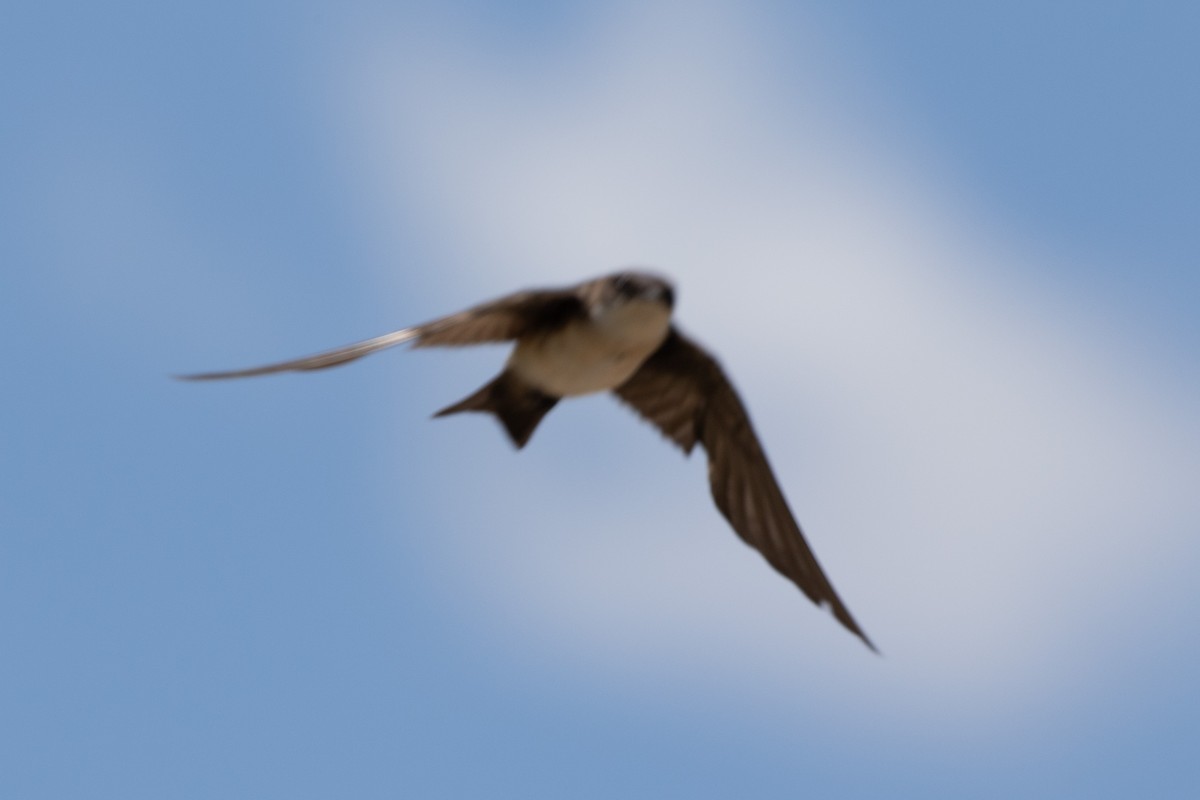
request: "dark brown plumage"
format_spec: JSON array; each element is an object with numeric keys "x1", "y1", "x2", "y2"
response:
[
  {"x1": 615, "y1": 330, "x2": 875, "y2": 651},
  {"x1": 180, "y1": 272, "x2": 875, "y2": 651}
]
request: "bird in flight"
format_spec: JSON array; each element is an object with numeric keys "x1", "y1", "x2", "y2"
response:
[{"x1": 181, "y1": 270, "x2": 875, "y2": 651}]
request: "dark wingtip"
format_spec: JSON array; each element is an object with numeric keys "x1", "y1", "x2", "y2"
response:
[
  {"x1": 848, "y1": 622, "x2": 880, "y2": 655},
  {"x1": 826, "y1": 600, "x2": 878, "y2": 654},
  {"x1": 172, "y1": 369, "x2": 264, "y2": 381}
]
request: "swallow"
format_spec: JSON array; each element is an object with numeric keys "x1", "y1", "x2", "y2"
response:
[{"x1": 181, "y1": 270, "x2": 875, "y2": 650}]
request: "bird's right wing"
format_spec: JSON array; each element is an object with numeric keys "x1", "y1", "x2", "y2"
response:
[
  {"x1": 614, "y1": 328, "x2": 876, "y2": 651},
  {"x1": 177, "y1": 288, "x2": 585, "y2": 381}
]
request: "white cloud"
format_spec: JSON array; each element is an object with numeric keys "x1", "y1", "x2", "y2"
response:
[{"x1": 338, "y1": 0, "x2": 1200, "y2": 734}]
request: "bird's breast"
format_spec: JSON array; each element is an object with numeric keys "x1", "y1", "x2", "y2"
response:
[{"x1": 508, "y1": 299, "x2": 670, "y2": 397}]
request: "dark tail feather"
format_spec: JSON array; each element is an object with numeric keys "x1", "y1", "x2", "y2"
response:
[{"x1": 433, "y1": 370, "x2": 558, "y2": 449}]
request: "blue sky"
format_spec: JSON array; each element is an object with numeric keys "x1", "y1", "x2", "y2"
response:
[{"x1": 4, "y1": 2, "x2": 1199, "y2": 797}]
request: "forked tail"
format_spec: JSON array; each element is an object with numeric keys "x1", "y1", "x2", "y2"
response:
[{"x1": 433, "y1": 370, "x2": 558, "y2": 449}]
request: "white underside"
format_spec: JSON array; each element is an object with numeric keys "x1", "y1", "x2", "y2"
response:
[{"x1": 508, "y1": 299, "x2": 671, "y2": 397}]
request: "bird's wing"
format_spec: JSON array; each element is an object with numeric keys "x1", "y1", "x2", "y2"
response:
[
  {"x1": 177, "y1": 288, "x2": 585, "y2": 380},
  {"x1": 614, "y1": 328, "x2": 876, "y2": 651}
]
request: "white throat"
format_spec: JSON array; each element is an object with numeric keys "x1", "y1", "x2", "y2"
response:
[{"x1": 509, "y1": 298, "x2": 671, "y2": 397}]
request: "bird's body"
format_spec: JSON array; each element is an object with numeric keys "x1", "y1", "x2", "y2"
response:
[
  {"x1": 509, "y1": 290, "x2": 672, "y2": 397},
  {"x1": 180, "y1": 270, "x2": 876, "y2": 651}
]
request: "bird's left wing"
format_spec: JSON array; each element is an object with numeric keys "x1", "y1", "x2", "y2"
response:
[
  {"x1": 614, "y1": 328, "x2": 876, "y2": 651},
  {"x1": 177, "y1": 288, "x2": 585, "y2": 380}
]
